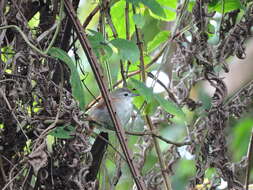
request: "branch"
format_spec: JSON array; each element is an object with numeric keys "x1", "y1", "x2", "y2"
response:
[
  {"x1": 0, "y1": 0, "x2": 63, "y2": 56},
  {"x1": 63, "y1": 1, "x2": 147, "y2": 189},
  {"x1": 0, "y1": 25, "x2": 46, "y2": 56},
  {"x1": 126, "y1": 131, "x2": 191, "y2": 147},
  {"x1": 0, "y1": 89, "x2": 29, "y2": 140},
  {"x1": 83, "y1": 5, "x2": 100, "y2": 29},
  {"x1": 133, "y1": 5, "x2": 172, "y2": 190}
]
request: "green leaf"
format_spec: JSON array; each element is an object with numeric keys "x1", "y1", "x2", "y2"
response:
[
  {"x1": 102, "y1": 45, "x2": 113, "y2": 60},
  {"x1": 149, "y1": 0, "x2": 177, "y2": 21},
  {"x1": 154, "y1": 94, "x2": 185, "y2": 119},
  {"x1": 231, "y1": 117, "x2": 253, "y2": 160},
  {"x1": 48, "y1": 47, "x2": 85, "y2": 109},
  {"x1": 129, "y1": 78, "x2": 154, "y2": 103},
  {"x1": 28, "y1": 12, "x2": 40, "y2": 29},
  {"x1": 188, "y1": 0, "x2": 196, "y2": 11},
  {"x1": 87, "y1": 29, "x2": 105, "y2": 48},
  {"x1": 145, "y1": 100, "x2": 159, "y2": 115},
  {"x1": 133, "y1": 14, "x2": 146, "y2": 28},
  {"x1": 147, "y1": 30, "x2": 170, "y2": 52},
  {"x1": 209, "y1": 0, "x2": 219, "y2": 7},
  {"x1": 126, "y1": 0, "x2": 166, "y2": 18},
  {"x1": 129, "y1": 78, "x2": 185, "y2": 119},
  {"x1": 157, "y1": 0, "x2": 177, "y2": 8},
  {"x1": 87, "y1": 30, "x2": 113, "y2": 60},
  {"x1": 49, "y1": 126, "x2": 75, "y2": 139},
  {"x1": 110, "y1": 38, "x2": 140, "y2": 63},
  {"x1": 140, "y1": 0, "x2": 166, "y2": 18},
  {"x1": 125, "y1": 0, "x2": 139, "y2": 6},
  {"x1": 208, "y1": 0, "x2": 243, "y2": 13},
  {"x1": 109, "y1": 1, "x2": 135, "y2": 39}
]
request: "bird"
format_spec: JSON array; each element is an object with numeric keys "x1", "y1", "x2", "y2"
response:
[
  {"x1": 88, "y1": 88, "x2": 139, "y2": 131},
  {"x1": 86, "y1": 88, "x2": 138, "y2": 183}
]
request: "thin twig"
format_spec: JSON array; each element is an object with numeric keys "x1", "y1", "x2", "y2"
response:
[
  {"x1": 45, "y1": 0, "x2": 64, "y2": 52},
  {"x1": 105, "y1": 9, "x2": 117, "y2": 38},
  {"x1": 125, "y1": 2, "x2": 131, "y2": 79},
  {"x1": 145, "y1": 117, "x2": 172, "y2": 190},
  {"x1": 105, "y1": 7, "x2": 127, "y2": 87},
  {"x1": 2, "y1": 165, "x2": 26, "y2": 190},
  {"x1": 112, "y1": 157, "x2": 122, "y2": 186},
  {"x1": 85, "y1": 44, "x2": 167, "y2": 111},
  {"x1": 83, "y1": 5, "x2": 100, "y2": 29},
  {"x1": 133, "y1": 6, "x2": 145, "y2": 82},
  {"x1": 91, "y1": 132, "x2": 126, "y2": 162},
  {"x1": 101, "y1": 3, "x2": 113, "y2": 89},
  {"x1": 147, "y1": 72, "x2": 178, "y2": 104},
  {"x1": 120, "y1": 60, "x2": 127, "y2": 87},
  {"x1": 63, "y1": 1, "x2": 147, "y2": 189},
  {"x1": 33, "y1": 75, "x2": 64, "y2": 150},
  {"x1": 125, "y1": 2, "x2": 130, "y2": 40},
  {"x1": 0, "y1": 25, "x2": 46, "y2": 55},
  {"x1": 133, "y1": 4, "x2": 172, "y2": 189},
  {"x1": 126, "y1": 131, "x2": 191, "y2": 147},
  {"x1": 0, "y1": 0, "x2": 63, "y2": 56},
  {"x1": 157, "y1": 0, "x2": 190, "y2": 88},
  {"x1": 224, "y1": 80, "x2": 253, "y2": 106},
  {"x1": 218, "y1": 0, "x2": 225, "y2": 41},
  {"x1": 0, "y1": 157, "x2": 7, "y2": 185},
  {"x1": 245, "y1": 128, "x2": 253, "y2": 190},
  {"x1": 68, "y1": 5, "x2": 100, "y2": 51},
  {"x1": 112, "y1": 40, "x2": 167, "y2": 88},
  {"x1": 0, "y1": 89, "x2": 29, "y2": 140}
]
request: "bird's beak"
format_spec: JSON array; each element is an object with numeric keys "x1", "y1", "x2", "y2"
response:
[{"x1": 131, "y1": 93, "x2": 139, "y2": 97}]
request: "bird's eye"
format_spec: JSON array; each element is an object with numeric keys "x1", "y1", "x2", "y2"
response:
[{"x1": 124, "y1": 93, "x2": 128, "y2": 96}]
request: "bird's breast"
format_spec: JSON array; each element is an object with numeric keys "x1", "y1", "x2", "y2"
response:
[{"x1": 115, "y1": 99, "x2": 133, "y2": 125}]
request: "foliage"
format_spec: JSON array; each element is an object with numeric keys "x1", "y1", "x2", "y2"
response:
[
  {"x1": 0, "y1": 0, "x2": 253, "y2": 190},
  {"x1": 48, "y1": 47, "x2": 86, "y2": 109}
]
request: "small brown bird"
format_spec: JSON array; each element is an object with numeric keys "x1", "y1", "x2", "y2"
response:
[{"x1": 88, "y1": 88, "x2": 139, "y2": 130}]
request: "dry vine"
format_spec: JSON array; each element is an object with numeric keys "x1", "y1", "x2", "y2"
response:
[{"x1": 0, "y1": 0, "x2": 253, "y2": 190}]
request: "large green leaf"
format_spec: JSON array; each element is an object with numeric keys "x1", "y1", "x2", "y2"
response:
[
  {"x1": 147, "y1": 30, "x2": 170, "y2": 52},
  {"x1": 49, "y1": 125, "x2": 75, "y2": 139},
  {"x1": 145, "y1": 100, "x2": 159, "y2": 115},
  {"x1": 87, "y1": 30, "x2": 113, "y2": 60},
  {"x1": 208, "y1": 0, "x2": 243, "y2": 13},
  {"x1": 140, "y1": 0, "x2": 166, "y2": 18},
  {"x1": 126, "y1": 0, "x2": 166, "y2": 18},
  {"x1": 231, "y1": 117, "x2": 253, "y2": 160},
  {"x1": 129, "y1": 78, "x2": 185, "y2": 118},
  {"x1": 149, "y1": 0, "x2": 177, "y2": 21},
  {"x1": 157, "y1": 0, "x2": 177, "y2": 8},
  {"x1": 133, "y1": 14, "x2": 146, "y2": 28},
  {"x1": 141, "y1": 11, "x2": 162, "y2": 46},
  {"x1": 129, "y1": 78, "x2": 154, "y2": 103},
  {"x1": 109, "y1": 1, "x2": 135, "y2": 39},
  {"x1": 87, "y1": 29, "x2": 105, "y2": 48},
  {"x1": 48, "y1": 47, "x2": 85, "y2": 109},
  {"x1": 110, "y1": 38, "x2": 140, "y2": 63},
  {"x1": 154, "y1": 94, "x2": 185, "y2": 119}
]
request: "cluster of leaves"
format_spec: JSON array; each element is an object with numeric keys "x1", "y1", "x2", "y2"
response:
[{"x1": 0, "y1": 0, "x2": 253, "y2": 190}]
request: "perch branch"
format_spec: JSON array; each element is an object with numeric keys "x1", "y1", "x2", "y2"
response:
[
  {"x1": 126, "y1": 131, "x2": 191, "y2": 147},
  {"x1": 63, "y1": 1, "x2": 147, "y2": 189}
]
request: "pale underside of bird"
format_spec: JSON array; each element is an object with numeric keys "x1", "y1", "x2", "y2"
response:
[{"x1": 88, "y1": 88, "x2": 138, "y2": 130}]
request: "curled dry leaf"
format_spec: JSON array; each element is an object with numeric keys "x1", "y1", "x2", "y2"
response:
[{"x1": 28, "y1": 143, "x2": 48, "y2": 175}]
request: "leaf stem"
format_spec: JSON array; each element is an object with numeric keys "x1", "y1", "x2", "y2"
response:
[{"x1": 133, "y1": 4, "x2": 172, "y2": 190}]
